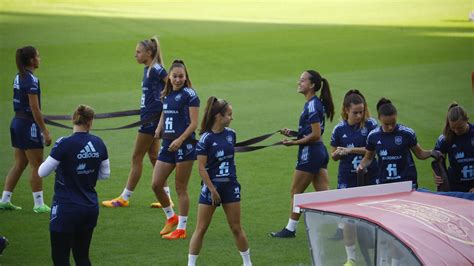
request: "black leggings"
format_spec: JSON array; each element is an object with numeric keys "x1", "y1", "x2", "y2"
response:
[{"x1": 50, "y1": 228, "x2": 94, "y2": 266}]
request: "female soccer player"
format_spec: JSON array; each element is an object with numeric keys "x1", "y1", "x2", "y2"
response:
[
  {"x1": 0, "y1": 46, "x2": 51, "y2": 213},
  {"x1": 433, "y1": 103, "x2": 473, "y2": 192},
  {"x1": 270, "y1": 70, "x2": 334, "y2": 238},
  {"x1": 38, "y1": 105, "x2": 110, "y2": 266},
  {"x1": 188, "y1": 97, "x2": 252, "y2": 266},
  {"x1": 102, "y1": 36, "x2": 172, "y2": 208},
  {"x1": 152, "y1": 59, "x2": 200, "y2": 240},
  {"x1": 330, "y1": 89, "x2": 379, "y2": 266},
  {"x1": 357, "y1": 98, "x2": 440, "y2": 188}
]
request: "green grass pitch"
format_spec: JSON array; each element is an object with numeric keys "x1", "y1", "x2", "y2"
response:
[{"x1": 0, "y1": 0, "x2": 472, "y2": 265}]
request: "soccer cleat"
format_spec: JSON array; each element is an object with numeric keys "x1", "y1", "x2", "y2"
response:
[
  {"x1": 33, "y1": 204, "x2": 51, "y2": 213},
  {"x1": 160, "y1": 214, "x2": 178, "y2": 235},
  {"x1": 343, "y1": 259, "x2": 356, "y2": 266},
  {"x1": 328, "y1": 228, "x2": 344, "y2": 241},
  {"x1": 162, "y1": 229, "x2": 186, "y2": 240},
  {"x1": 101, "y1": 197, "x2": 129, "y2": 208},
  {"x1": 150, "y1": 198, "x2": 174, "y2": 208},
  {"x1": 0, "y1": 202, "x2": 22, "y2": 211},
  {"x1": 270, "y1": 228, "x2": 296, "y2": 238}
]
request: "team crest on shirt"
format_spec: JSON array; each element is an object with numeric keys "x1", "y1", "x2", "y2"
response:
[
  {"x1": 395, "y1": 136, "x2": 402, "y2": 145},
  {"x1": 226, "y1": 135, "x2": 233, "y2": 144},
  {"x1": 361, "y1": 127, "x2": 368, "y2": 136},
  {"x1": 174, "y1": 93, "x2": 182, "y2": 101}
]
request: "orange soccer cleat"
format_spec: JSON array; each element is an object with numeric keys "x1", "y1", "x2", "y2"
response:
[
  {"x1": 162, "y1": 229, "x2": 186, "y2": 240},
  {"x1": 160, "y1": 214, "x2": 178, "y2": 235}
]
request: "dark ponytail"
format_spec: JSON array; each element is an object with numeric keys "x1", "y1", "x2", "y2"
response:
[
  {"x1": 306, "y1": 70, "x2": 334, "y2": 122},
  {"x1": 443, "y1": 103, "x2": 469, "y2": 144},
  {"x1": 376, "y1": 97, "x2": 397, "y2": 117},
  {"x1": 162, "y1": 59, "x2": 192, "y2": 100},
  {"x1": 200, "y1": 96, "x2": 229, "y2": 135},
  {"x1": 16, "y1": 46, "x2": 37, "y2": 78},
  {"x1": 72, "y1": 104, "x2": 95, "y2": 126},
  {"x1": 341, "y1": 89, "x2": 370, "y2": 127}
]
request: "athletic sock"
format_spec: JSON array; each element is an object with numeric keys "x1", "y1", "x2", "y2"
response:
[
  {"x1": 164, "y1": 186, "x2": 171, "y2": 198},
  {"x1": 163, "y1": 206, "x2": 175, "y2": 219},
  {"x1": 188, "y1": 254, "x2": 198, "y2": 266},
  {"x1": 177, "y1": 216, "x2": 188, "y2": 230},
  {"x1": 239, "y1": 249, "x2": 252, "y2": 266},
  {"x1": 121, "y1": 188, "x2": 133, "y2": 201},
  {"x1": 32, "y1": 191, "x2": 44, "y2": 207},
  {"x1": 338, "y1": 223, "x2": 344, "y2": 229},
  {"x1": 345, "y1": 244, "x2": 356, "y2": 261},
  {"x1": 1, "y1": 191, "x2": 12, "y2": 203},
  {"x1": 285, "y1": 218, "x2": 298, "y2": 232}
]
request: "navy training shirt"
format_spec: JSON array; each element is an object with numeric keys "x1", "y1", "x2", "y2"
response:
[
  {"x1": 298, "y1": 96, "x2": 325, "y2": 141},
  {"x1": 196, "y1": 128, "x2": 237, "y2": 181},
  {"x1": 162, "y1": 87, "x2": 200, "y2": 140},
  {"x1": 366, "y1": 124, "x2": 418, "y2": 186},
  {"x1": 434, "y1": 123, "x2": 474, "y2": 192},
  {"x1": 140, "y1": 63, "x2": 167, "y2": 120},
  {"x1": 50, "y1": 132, "x2": 108, "y2": 207},
  {"x1": 13, "y1": 71, "x2": 41, "y2": 114}
]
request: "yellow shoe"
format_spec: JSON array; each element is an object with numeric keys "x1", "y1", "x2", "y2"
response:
[
  {"x1": 101, "y1": 197, "x2": 129, "y2": 208},
  {"x1": 150, "y1": 198, "x2": 174, "y2": 208},
  {"x1": 162, "y1": 229, "x2": 186, "y2": 240},
  {"x1": 160, "y1": 214, "x2": 178, "y2": 235},
  {"x1": 343, "y1": 259, "x2": 356, "y2": 266}
]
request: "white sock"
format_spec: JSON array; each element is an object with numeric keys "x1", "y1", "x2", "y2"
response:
[
  {"x1": 345, "y1": 245, "x2": 356, "y2": 261},
  {"x1": 177, "y1": 215, "x2": 188, "y2": 230},
  {"x1": 188, "y1": 254, "x2": 198, "y2": 266},
  {"x1": 163, "y1": 206, "x2": 175, "y2": 219},
  {"x1": 33, "y1": 191, "x2": 44, "y2": 207},
  {"x1": 338, "y1": 223, "x2": 344, "y2": 229},
  {"x1": 391, "y1": 258, "x2": 400, "y2": 266},
  {"x1": 121, "y1": 188, "x2": 133, "y2": 201},
  {"x1": 1, "y1": 191, "x2": 12, "y2": 203},
  {"x1": 164, "y1": 186, "x2": 171, "y2": 198},
  {"x1": 240, "y1": 249, "x2": 252, "y2": 266},
  {"x1": 285, "y1": 218, "x2": 298, "y2": 232}
]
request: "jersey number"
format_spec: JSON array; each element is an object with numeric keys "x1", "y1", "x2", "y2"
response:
[
  {"x1": 461, "y1": 165, "x2": 474, "y2": 180},
  {"x1": 352, "y1": 156, "x2": 362, "y2": 170}
]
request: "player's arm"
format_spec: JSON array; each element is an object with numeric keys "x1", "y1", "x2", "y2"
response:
[
  {"x1": 197, "y1": 155, "x2": 220, "y2": 205},
  {"x1": 357, "y1": 149, "x2": 375, "y2": 172},
  {"x1": 154, "y1": 112, "x2": 165, "y2": 139},
  {"x1": 28, "y1": 94, "x2": 51, "y2": 146},
  {"x1": 283, "y1": 122, "x2": 320, "y2": 146},
  {"x1": 38, "y1": 156, "x2": 60, "y2": 177},
  {"x1": 331, "y1": 146, "x2": 341, "y2": 161},
  {"x1": 169, "y1": 106, "x2": 198, "y2": 151},
  {"x1": 410, "y1": 144, "x2": 440, "y2": 160}
]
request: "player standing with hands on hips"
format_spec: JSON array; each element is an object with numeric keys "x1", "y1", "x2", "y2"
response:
[
  {"x1": 0, "y1": 46, "x2": 51, "y2": 213},
  {"x1": 38, "y1": 105, "x2": 110, "y2": 266},
  {"x1": 271, "y1": 70, "x2": 334, "y2": 238},
  {"x1": 152, "y1": 59, "x2": 200, "y2": 240},
  {"x1": 188, "y1": 97, "x2": 252, "y2": 266}
]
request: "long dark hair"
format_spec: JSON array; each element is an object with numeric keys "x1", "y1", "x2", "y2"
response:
[
  {"x1": 341, "y1": 89, "x2": 370, "y2": 128},
  {"x1": 16, "y1": 46, "x2": 37, "y2": 78},
  {"x1": 443, "y1": 103, "x2": 469, "y2": 144},
  {"x1": 161, "y1": 59, "x2": 192, "y2": 99},
  {"x1": 306, "y1": 70, "x2": 334, "y2": 121},
  {"x1": 376, "y1": 97, "x2": 397, "y2": 117},
  {"x1": 200, "y1": 96, "x2": 229, "y2": 135}
]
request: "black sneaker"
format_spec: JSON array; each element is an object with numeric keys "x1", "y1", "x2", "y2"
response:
[
  {"x1": 270, "y1": 228, "x2": 296, "y2": 238},
  {"x1": 0, "y1": 236, "x2": 8, "y2": 255},
  {"x1": 328, "y1": 228, "x2": 343, "y2": 241}
]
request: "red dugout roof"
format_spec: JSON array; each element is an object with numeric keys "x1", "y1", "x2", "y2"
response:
[{"x1": 300, "y1": 191, "x2": 473, "y2": 265}]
